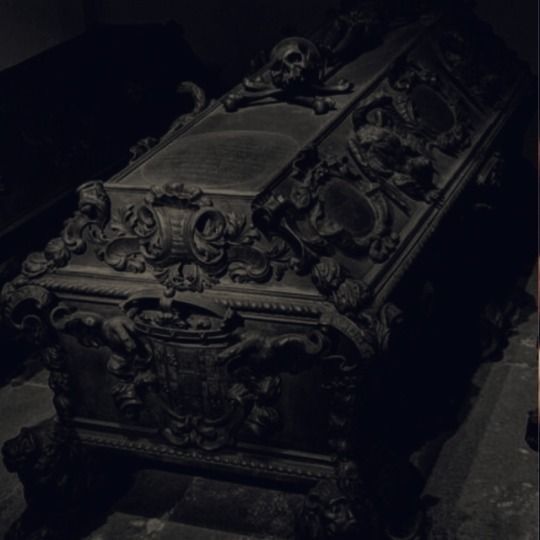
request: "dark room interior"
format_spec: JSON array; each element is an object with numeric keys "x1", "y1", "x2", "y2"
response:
[{"x1": 0, "y1": 1, "x2": 537, "y2": 539}]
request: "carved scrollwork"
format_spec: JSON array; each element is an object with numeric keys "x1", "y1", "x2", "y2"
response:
[
  {"x1": 254, "y1": 146, "x2": 399, "y2": 270},
  {"x1": 51, "y1": 293, "x2": 328, "y2": 451},
  {"x1": 223, "y1": 37, "x2": 353, "y2": 114},
  {"x1": 21, "y1": 181, "x2": 110, "y2": 279},
  {"x1": 20, "y1": 180, "x2": 287, "y2": 295},
  {"x1": 388, "y1": 58, "x2": 472, "y2": 155},
  {"x1": 347, "y1": 56, "x2": 475, "y2": 210},
  {"x1": 98, "y1": 183, "x2": 282, "y2": 295}
]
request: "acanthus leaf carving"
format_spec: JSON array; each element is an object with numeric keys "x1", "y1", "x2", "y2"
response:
[
  {"x1": 312, "y1": 258, "x2": 371, "y2": 316},
  {"x1": 21, "y1": 181, "x2": 110, "y2": 279},
  {"x1": 20, "y1": 180, "x2": 288, "y2": 295}
]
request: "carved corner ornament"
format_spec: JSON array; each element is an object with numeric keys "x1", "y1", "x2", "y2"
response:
[
  {"x1": 0, "y1": 283, "x2": 74, "y2": 422},
  {"x1": 20, "y1": 180, "x2": 110, "y2": 279},
  {"x1": 223, "y1": 37, "x2": 353, "y2": 114}
]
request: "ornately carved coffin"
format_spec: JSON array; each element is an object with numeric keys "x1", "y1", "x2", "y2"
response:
[{"x1": 2, "y1": 4, "x2": 531, "y2": 539}]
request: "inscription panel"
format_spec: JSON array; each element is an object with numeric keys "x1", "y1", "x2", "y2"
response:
[{"x1": 118, "y1": 130, "x2": 299, "y2": 193}]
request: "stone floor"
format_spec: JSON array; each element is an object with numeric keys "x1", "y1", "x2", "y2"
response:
[
  {"x1": 0, "y1": 277, "x2": 537, "y2": 540},
  {"x1": 423, "y1": 272, "x2": 538, "y2": 540}
]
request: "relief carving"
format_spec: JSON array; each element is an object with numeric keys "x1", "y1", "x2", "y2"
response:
[
  {"x1": 312, "y1": 258, "x2": 371, "y2": 316},
  {"x1": 388, "y1": 59, "x2": 472, "y2": 155},
  {"x1": 19, "y1": 181, "x2": 288, "y2": 295},
  {"x1": 254, "y1": 146, "x2": 398, "y2": 290},
  {"x1": 223, "y1": 37, "x2": 353, "y2": 114},
  {"x1": 348, "y1": 96, "x2": 440, "y2": 209},
  {"x1": 21, "y1": 181, "x2": 110, "y2": 279},
  {"x1": 101, "y1": 183, "x2": 282, "y2": 294},
  {"x1": 253, "y1": 146, "x2": 401, "y2": 312},
  {"x1": 2, "y1": 421, "x2": 98, "y2": 540},
  {"x1": 318, "y1": 4, "x2": 383, "y2": 66},
  {"x1": 50, "y1": 293, "x2": 328, "y2": 451},
  {"x1": 348, "y1": 58, "x2": 474, "y2": 211}
]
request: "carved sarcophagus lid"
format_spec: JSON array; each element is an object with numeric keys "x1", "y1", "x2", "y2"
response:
[{"x1": 2, "y1": 3, "x2": 529, "y2": 493}]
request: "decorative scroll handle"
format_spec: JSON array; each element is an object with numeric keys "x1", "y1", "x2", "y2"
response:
[{"x1": 129, "y1": 81, "x2": 207, "y2": 162}]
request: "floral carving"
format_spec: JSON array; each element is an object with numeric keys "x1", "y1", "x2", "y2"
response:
[
  {"x1": 297, "y1": 303, "x2": 404, "y2": 540},
  {"x1": 253, "y1": 146, "x2": 397, "y2": 312}
]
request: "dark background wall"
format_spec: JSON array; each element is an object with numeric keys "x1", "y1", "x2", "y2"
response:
[
  {"x1": 83, "y1": 0, "x2": 337, "y2": 86},
  {"x1": 0, "y1": 0, "x2": 85, "y2": 70},
  {"x1": 1, "y1": 1, "x2": 537, "y2": 79},
  {"x1": 0, "y1": 0, "x2": 536, "y2": 184}
]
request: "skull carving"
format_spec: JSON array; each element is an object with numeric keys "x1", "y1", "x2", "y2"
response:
[{"x1": 269, "y1": 37, "x2": 323, "y2": 90}]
